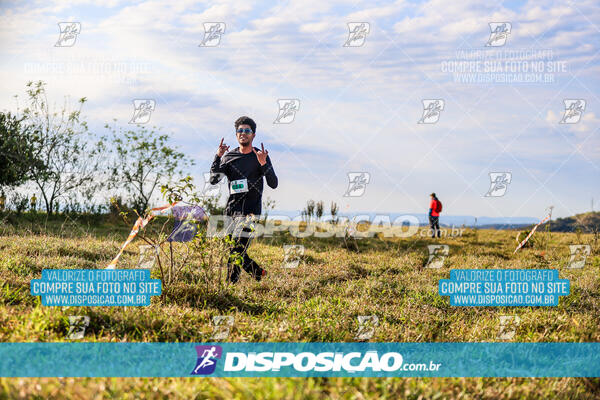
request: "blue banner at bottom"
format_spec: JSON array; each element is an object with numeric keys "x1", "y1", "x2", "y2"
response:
[{"x1": 0, "y1": 343, "x2": 598, "y2": 377}]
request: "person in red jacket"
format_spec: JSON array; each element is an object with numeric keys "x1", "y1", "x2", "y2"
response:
[{"x1": 429, "y1": 193, "x2": 442, "y2": 238}]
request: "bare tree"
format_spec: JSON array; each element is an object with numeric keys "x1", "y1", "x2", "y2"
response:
[
  {"x1": 330, "y1": 201, "x2": 339, "y2": 225},
  {"x1": 315, "y1": 200, "x2": 324, "y2": 221},
  {"x1": 305, "y1": 200, "x2": 315, "y2": 224},
  {"x1": 262, "y1": 196, "x2": 276, "y2": 224}
]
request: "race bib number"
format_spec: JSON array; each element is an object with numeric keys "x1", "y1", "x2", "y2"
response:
[{"x1": 230, "y1": 178, "x2": 248, "y2": 194}]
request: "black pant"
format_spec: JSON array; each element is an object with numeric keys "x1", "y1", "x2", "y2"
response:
[
  {"x1": 429, "y1": 215, "x2": 440, "y2": 238},
  {"x1": 227, "y1": 227, "x2": 264, "y2": 283}
]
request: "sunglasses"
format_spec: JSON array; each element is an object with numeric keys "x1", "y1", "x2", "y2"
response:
[{"x1": 236, "y1": 128, "x2": 253, "y2": 134}]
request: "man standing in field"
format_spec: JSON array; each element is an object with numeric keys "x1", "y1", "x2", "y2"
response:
[
  {"x1": 429, "y1": 192, "x2": 442, "y2": 238},
  {"x1": 210, "y1": 116, "x2": 278, "y2": 283}
]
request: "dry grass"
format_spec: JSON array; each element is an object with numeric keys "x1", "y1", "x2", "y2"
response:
[{"x1": 0, "y1": 217, "x2": 599, "y2": 399}]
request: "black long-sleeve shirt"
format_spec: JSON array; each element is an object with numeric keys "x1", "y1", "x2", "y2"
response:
[{"x1": 210, "y1": 147, "x2": 278, "y2": 216}]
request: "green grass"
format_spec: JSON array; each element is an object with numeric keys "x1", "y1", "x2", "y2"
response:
[{"x1": 0, "y1": 214, "x2": 599, "y2": 399}]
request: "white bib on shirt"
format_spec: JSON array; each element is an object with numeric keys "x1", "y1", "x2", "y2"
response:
[{"x1": 230, "y1": 178, "x2": 249, "y2": 194}]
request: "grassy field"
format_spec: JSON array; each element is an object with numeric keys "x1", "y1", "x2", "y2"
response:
[{"x1": 0, "y1": 213, "x2": 599, "y2": 399}]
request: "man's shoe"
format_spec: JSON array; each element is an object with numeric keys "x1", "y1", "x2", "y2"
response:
[{"x1": 254, "y1": 269, "x2": 267, "y2": 281}]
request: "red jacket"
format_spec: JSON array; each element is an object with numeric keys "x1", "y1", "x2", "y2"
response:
[{"x1": 430, "y1": 198, "x2": 441, "y2": 217}]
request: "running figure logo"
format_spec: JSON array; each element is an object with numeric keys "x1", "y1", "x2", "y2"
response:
[
  {"x1": 137, "y1": 244, "x2": 158, "y2": 269},
  {"x1": 67, "y1": 316, "x2": 90, "y2": 340},
  {"x1": 426, "y1": 245, "x2": 449, "y2": 269},
  {"x1": 55, "y1": 22, "x2": 81, "y2": 47},
  {"x1": 344, "y1": 172, "x2": 370, "y2": 197},
  {"x1": 343, "y1": 22, "x2": 370, "y2": 47},
  {"x1": 486, "y1": 22, "x2": 511, "y2": 47},
  {"x1": 497, "y1": 315, "x2": 520, "y2": 340},
  {"x1": 199, "y1": 23, "x2": 226, "y2": 47},
  {"x1": 559, "y1": 99, "x2": 586, "y2": 124},
  {"x1": 283, "y1": 245, "x2": 304, "y2": 269},
  {"x1": 274, "y1": 99, "x2": 300, "y2": 124},
  {"x1": 211, "y1": 316, "x2": 234, "y2": 340},
  {"x1": 355, "y1": 315, "x2": 379, "y2": 340},
  {"x1": 191, "y1": 345, "x2": 223, "y2": 375},
  {"x1": 202, "y1": 172, "x2": 226, "y2": 197},
  {"x1": 129, "y1": 99, "x2": 155, "y2": 124},
  {"x1": 418, "y1": 99, "x2": 444, "y2": 124},
  {"x1": 485, "y1": 172, "x2": 512, "y2": 197},
  {"x1": 567, "y1": 245, "x2": 591, "y2": 269}
]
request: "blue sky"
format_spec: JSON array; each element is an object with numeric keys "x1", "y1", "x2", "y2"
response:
[{"x1": 1, "y1": 0, "x2": 599, "y2": 220}]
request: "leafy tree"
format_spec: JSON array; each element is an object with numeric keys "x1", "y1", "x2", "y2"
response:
[
  {"x1": 9, "y1": 192, "x2": 29, "y2": 215},
  {"x1": 104, "y1": 122, "x2": 194, "y2": 214},
  {"x1": 0, "y1": 112, "x2": 43, "y2": 188},
  {"x1": 17, "y1": 81, "x2": 104, "y2": 215}
]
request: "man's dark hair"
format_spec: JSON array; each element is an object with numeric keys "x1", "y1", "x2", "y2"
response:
[{"x1": 235, "y1": 116, "x2": 256, "y2": 134}]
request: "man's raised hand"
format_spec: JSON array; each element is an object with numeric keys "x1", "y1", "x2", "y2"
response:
[
  {"x1": 253, "y1": 142, "x2": 268, "y2": 166},
  {"x1": 217, "y1": 138, "x2": 229, "y2": 157}
]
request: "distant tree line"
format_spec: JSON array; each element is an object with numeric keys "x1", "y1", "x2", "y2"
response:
[{"x1": 543, "y1": 212, "x2": 600, "y2": 233}]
